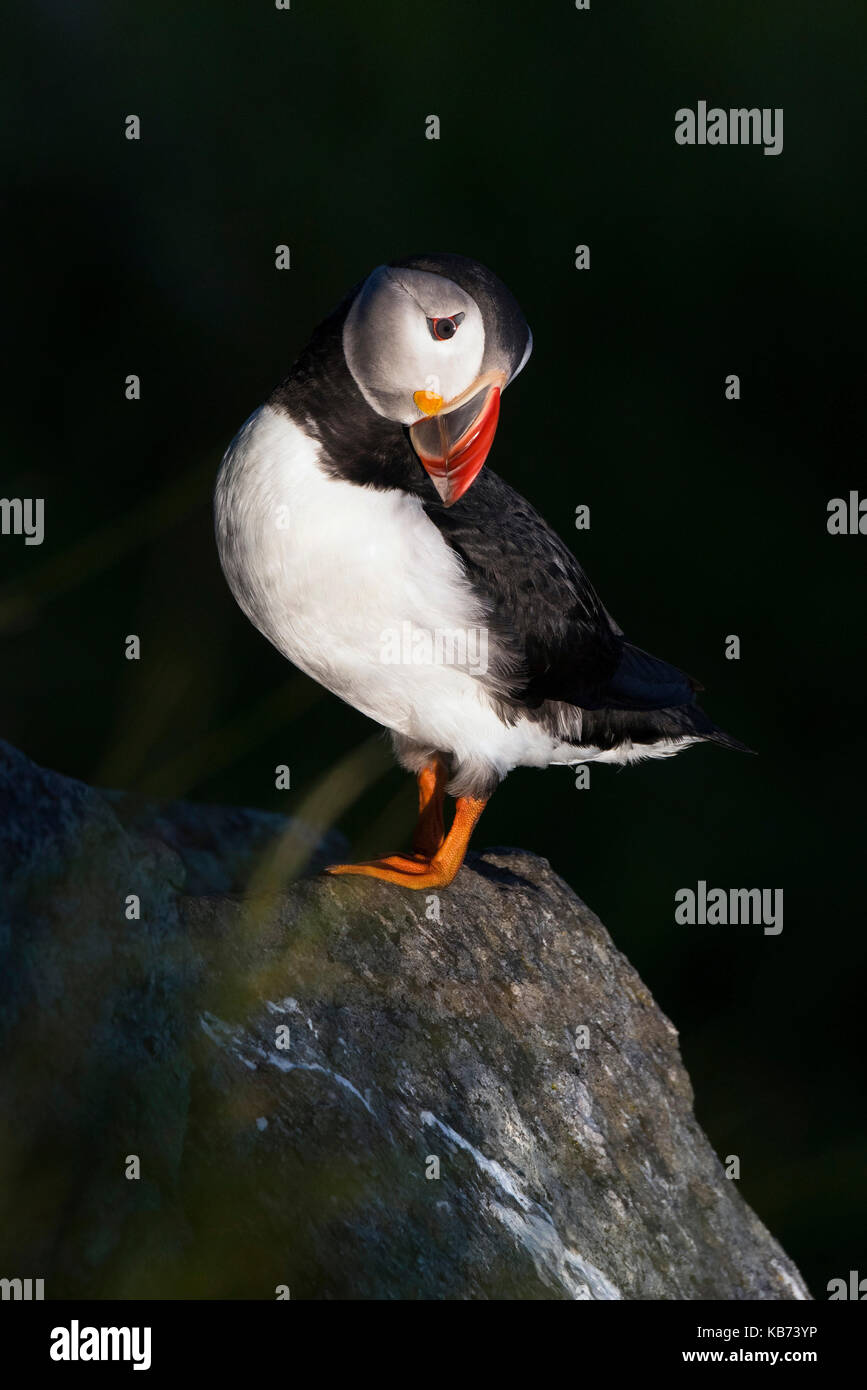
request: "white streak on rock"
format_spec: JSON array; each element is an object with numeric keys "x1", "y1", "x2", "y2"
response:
[
  {"x1": 263, "y1": 1052, "x2": 375, "y2": 1115},
  {"x1": 200, "y1": 1011, "x2": 374, "y2": 1115},
  {"x1": 771, "y1": 1259, "x2": 809, "y2": 1301},
  {"x1": 420, "y1": 1110, "x2": 621, "y2": 1300}
]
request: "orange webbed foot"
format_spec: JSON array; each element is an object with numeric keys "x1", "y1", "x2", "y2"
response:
[{"x1": 326, "y1": 793, "x2": 487, "y2": 891}]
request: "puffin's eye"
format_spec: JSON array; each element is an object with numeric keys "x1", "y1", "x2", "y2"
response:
[{"x1": 427, "y1": 312, "x2": 465, "y2": 342}]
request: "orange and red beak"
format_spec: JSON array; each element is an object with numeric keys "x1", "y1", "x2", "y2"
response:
[{"x1": 409, "y1": 371, "x2": 506, "y2": 507}]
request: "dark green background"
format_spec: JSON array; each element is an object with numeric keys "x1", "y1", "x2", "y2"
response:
[{"x1": 4, "y1": 1, "x2": 865, "y2": 1297}]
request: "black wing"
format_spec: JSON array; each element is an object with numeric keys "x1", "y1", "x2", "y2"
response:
[{"x1": 423, "y1": 467, "x2": 701, "y2": 714}]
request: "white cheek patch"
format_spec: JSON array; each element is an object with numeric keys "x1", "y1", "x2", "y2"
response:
[{"x1": 344, "y1": 266, "x2": 485, "y2": 424}]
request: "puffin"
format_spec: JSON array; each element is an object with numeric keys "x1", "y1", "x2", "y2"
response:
[{"x1": 215, "y1": 253, "x2": 748, "y2": 889}]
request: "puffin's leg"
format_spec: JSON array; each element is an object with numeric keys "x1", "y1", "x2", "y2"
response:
[
  {"x1": 412, "y1": 758, "x2": 447, "y2": 857},
  {"x1": 326, "y1": 795, "x2": 487, "y2": 889}
]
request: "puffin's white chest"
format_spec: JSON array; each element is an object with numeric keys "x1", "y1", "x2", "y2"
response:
[{"x1": 214, "y1": 405, "x2": 495, "y2": 741}]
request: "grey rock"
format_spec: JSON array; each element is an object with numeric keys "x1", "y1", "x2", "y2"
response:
[{"x1": 0, "y1": 741, "x2": 810, "y2": 1300}]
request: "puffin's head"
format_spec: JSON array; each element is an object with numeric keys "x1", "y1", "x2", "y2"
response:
[{"x1": 343, "y1": 253, "x2": 532, "y2": 506}]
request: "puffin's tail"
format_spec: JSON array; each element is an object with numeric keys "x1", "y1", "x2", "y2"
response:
[
  {"x1": 663, "y1": 699, "x2": 757, "y2": 756},
  {"x1": 591, "y1": 641, "x2": 757, "y2": 754},
  {"x1": 572, "y1": 701, "x2": 756, "y2": 756},
  {"x1": 704, "y1": 724, "x2": 757, "y2": 755}
]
